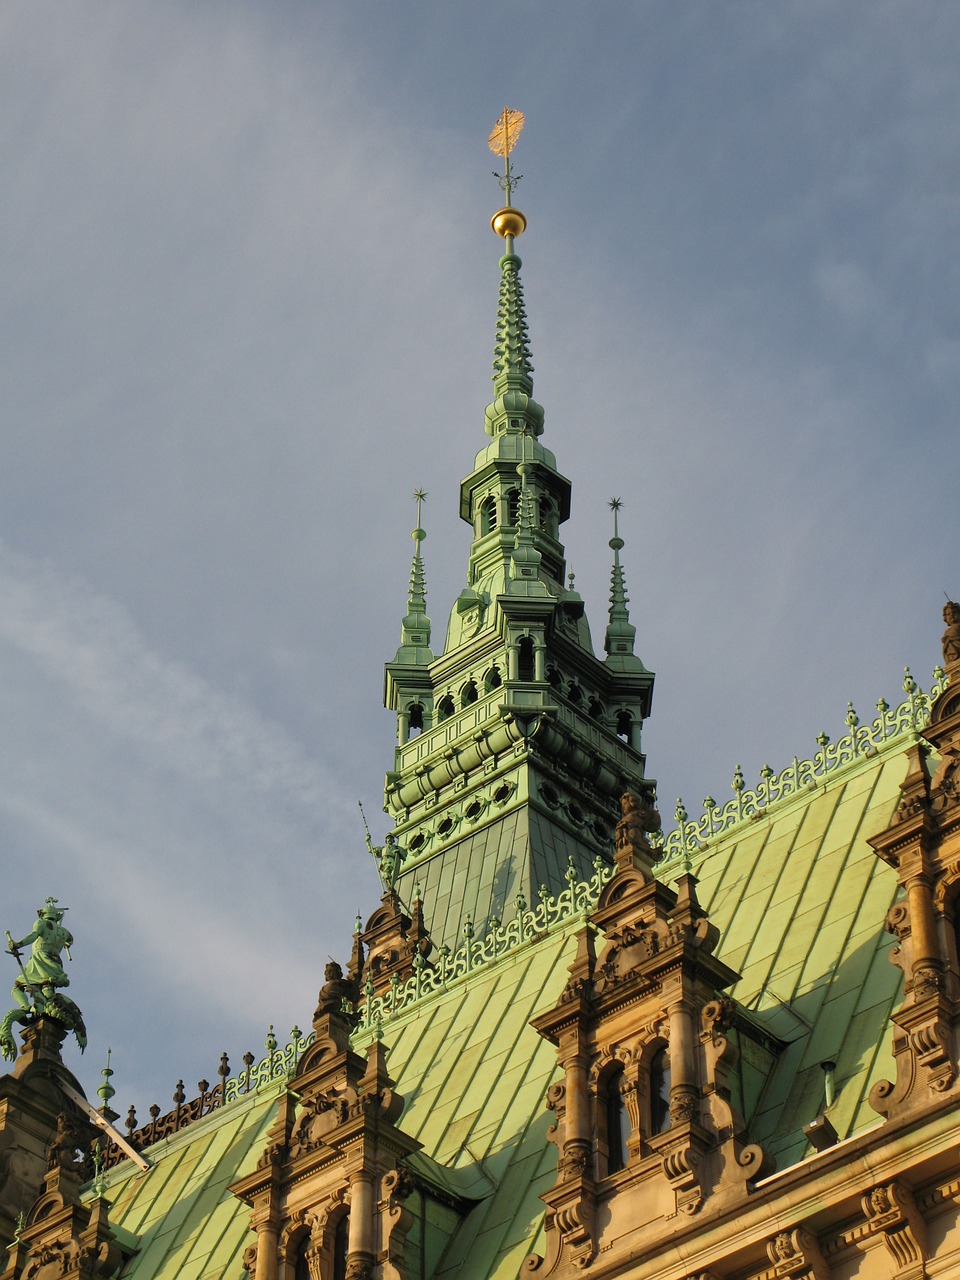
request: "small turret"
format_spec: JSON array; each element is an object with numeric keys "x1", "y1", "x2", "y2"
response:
[
  {"x1": 603, "y1": 498, "x2": 641, "y2": 670},
  {"x1": 383, "y1": 491, "x2": 434, "y2": 746}
]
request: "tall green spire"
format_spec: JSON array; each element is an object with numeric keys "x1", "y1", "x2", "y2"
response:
[
  {"x1": 382, "y1": 114, "x2": 655, "y2": 950},
  {"x1": 483, "y1": 249, "x2": 545, "y2": 440}
]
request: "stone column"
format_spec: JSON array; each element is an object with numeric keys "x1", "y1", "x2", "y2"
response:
[
  {"x1": 668, "y1": 999, "x2": 700, "y2": 1125},
  {"x1": 346, "y1": 1170, "x2": 375, "y2": 1280}
]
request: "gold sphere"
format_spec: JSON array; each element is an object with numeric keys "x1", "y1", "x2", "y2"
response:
[{"x1": 491, "y1": 206, "x2": 527, "y2": 239}]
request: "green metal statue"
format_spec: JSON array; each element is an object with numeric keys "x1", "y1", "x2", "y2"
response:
[{"x1": 1, "y1": 897, "x2": 87, "y2": 1061}]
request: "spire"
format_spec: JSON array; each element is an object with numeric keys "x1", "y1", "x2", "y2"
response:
[
  {"x1": 604, "y1": 498, "x2": 638, "y2": 666},
  {"x1": 395, "y1": 489, "x2": 433, "y2": 661},
  {"x1": 492, "y1": 248, "x2": 534, "y2": 397}
]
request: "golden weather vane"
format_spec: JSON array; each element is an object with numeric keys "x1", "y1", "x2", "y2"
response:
[{"x1": 488, "y1": 107, "x2": 525, "y2": 206}]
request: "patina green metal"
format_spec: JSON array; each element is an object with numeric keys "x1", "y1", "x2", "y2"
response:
[{"x1": 1, "y1": 896, "x2": 86, "y2": 1061}]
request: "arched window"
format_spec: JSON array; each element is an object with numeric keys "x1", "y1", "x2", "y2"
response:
[
  {"x1": 603, "y1": 1065, "x2": 631, "y2": 1175},
  {"x1": 461, "y1": 680, "x2": 478, "y2": 707},
  {"x1": 507, "y1": 488, "x2": 521, "y2": 527},
  {"x1": 480, "y1": 495, "x2": 498, "y2": 535},
  {"x1": 484, "y1": 666, "x2": 502, "y2": 692},
  {"x1": 567, "y1": 682, "x2": 583, "y2": 706},
  {"x1": 539, "y1": 497, "x2": 554, "y2": 534},
  {"x1": 408, "y1": 702, "x2": 424, "y2": 737},
  {"x1": 517, "y1": 636, "x2": 535, "y2": 681},
  {"x1": 616, "y1": 710, "x2": 632, "y2": 742},
  {"x1": 650, "y1": 1047, "x2": 671, "y2": 1135},
  {"x1": 294, "y1": 1236, "x2": 312, "y2": 1280},
  {"x1": 546, "y1": 665, "x2": 562, "y2": 689},
  {"x1": 333, "y1": 1215, "x2": 350, "y2": 1280},
  {"x1": 588, "y1": 699, "x2": 604, "y2": 720},
  {"x1": 437, "y1": 695, "x2": 455, "y2": 722}
]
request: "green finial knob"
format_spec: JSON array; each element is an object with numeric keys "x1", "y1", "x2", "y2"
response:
[{"x1": 98, "y1": 1046, "x2": 116, "y2": 1111}]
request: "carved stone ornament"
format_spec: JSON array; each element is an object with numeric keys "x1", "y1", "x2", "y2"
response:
[
  {"x1": 862, "y1": 1180, "x2": 927, "y2": 1278},
  {"x1": 765, "y1": 1226, "x2": 828, "y2": 1280}
]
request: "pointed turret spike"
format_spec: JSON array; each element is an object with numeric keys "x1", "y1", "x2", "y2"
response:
[
  {"x1": 604, "y1": 497, "x2": 638, "y2": 663},
  {"x1": 402, "y1": 489, "x2": 431, "y2": 645}
]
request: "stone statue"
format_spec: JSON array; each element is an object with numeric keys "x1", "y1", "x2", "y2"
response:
[
  {"x1": 942, "y1": 600, "x2": 960, "y2": 668},
  {"x1": 1, "y1": 898, "x2": 87, "y2": 1062}
]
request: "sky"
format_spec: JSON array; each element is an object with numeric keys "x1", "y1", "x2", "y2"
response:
[{"x1": 1, "y1": 1, "x2": 958, "y2": 1117}]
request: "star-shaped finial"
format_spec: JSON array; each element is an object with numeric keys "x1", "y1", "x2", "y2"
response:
[
  {"x1": 414, "y1": 488, "x2": 428, "y2": 503},
  {"x1": 609, "y1": 498, "x2": 623, "y2": 544}
]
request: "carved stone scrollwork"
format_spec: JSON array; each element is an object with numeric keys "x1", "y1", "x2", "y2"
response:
[
  {"x1": 241, "y1": 1242, "x2": 258, "y2": 1273},
  {"x1": 553, "y1": 1200, "x2": 595, "y2": 1270},
  {"x1": 765, "y1": 1226, "x2": 828, "y2": 1280},
  {"x1": 909, "y1": 1015, "x2": 954, "y2": 1093},
  {"x1": 659, "y1": 1139, "x2": 702, "y2": 1216},
  {"x1": 700, "y1": 998, "x2": 734, "y2": 1041},
  {"x1": 545, "y1": 1080, "x2": 566, "y2": 1150},
  {"x1": 862, "y1": 1180, "x2": 928, "y2": 1278}
]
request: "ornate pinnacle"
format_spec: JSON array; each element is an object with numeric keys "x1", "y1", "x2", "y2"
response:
[
  {"x1": 98, "y1": 1046, "x2": 118, "y2": 1120},
  {"x1": 604, "y1": 498, "x2": 637, "y2": 661},
  {"x1": 398, "y1": 489, "x2": 432, "y2": 654}
]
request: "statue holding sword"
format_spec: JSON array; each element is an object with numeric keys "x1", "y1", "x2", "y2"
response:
[{"x1": 1, "y1": 897, "x2": 86, "y2": 1062}]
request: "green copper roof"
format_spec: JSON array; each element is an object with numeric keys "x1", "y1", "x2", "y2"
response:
[
  {"x1": 94, "y1": 1086, "x2": 281, "y2": 1279},
  {"x1": 81, "y1": 686, "x2": 933, "y2": 1280}
]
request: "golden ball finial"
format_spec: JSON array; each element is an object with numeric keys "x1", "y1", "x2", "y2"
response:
[{"x1": 491, "y1": 206, "x2": 527, "y2": 239}]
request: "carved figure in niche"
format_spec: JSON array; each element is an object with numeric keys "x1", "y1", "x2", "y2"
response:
[
  {"x1": 942, "y1": 600, "x2": 960, "y2": 667},
  {"x1": 1, "y1": 897, "x2": 86, "y2": 1061}
]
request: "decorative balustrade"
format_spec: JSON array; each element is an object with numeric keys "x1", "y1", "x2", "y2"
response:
[
  {"x1": 356, "y1": 856, "x2": 615, "y2": 1035},
  {"x1": 653, "y1": 667, "x2": 948, "y2": 867},
  {"x1": 102, "y1": 1026, "x2": 310, "y2": 1168}
]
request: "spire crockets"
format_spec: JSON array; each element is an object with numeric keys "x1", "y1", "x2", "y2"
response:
[{"x1": 604, "y1": 498, "x2": 639, "y2": 668}]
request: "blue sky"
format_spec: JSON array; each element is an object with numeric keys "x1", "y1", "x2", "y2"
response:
[{"x1": 1, "y1": 2, "x2": 957, "y2": 1112}]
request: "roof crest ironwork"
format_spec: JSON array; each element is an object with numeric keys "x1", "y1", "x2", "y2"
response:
[{"x1": 655, "y1": 666, "x2": 949, "y2": 868}]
